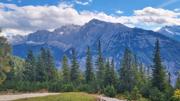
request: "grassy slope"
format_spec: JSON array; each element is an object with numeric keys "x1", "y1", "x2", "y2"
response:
[{"x1": 15, "y1": 92, "x2": 97, "y2": 101}]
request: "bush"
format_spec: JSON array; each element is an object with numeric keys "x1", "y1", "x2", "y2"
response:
[
  {"x1": 149, "y1": 87, "x2": 165, "y2": 101},
  {"x1": 78, "y1": 83, "x2": 98, "y2": 93},
  {"x1": 140, "y1": 82, "x2": 151, "y2": 98},
  {"x1": 0, "y1": 80, "x2": 16, "y2": 91},
  {"x1": 124, "y1": 92, "x2": 132, "y2": 101},
  {"x1": 0, "y1": 71, "x2": 6, "y2": 85},
  {"x1": 131, "y1": 86, "x2": 141, "y2": 100},
  {"x1": 170, "y1": 89, "x2": 180, "y2": 101},
  {"x1": 62, "y1": 83, "x2": 74, "y2": 92},
  {"x1": 15, "y1": 81, "x2": 48, "y2": 92},
  {"x1": 103, "y1": 85, "x2": 116, "y2": 97},
  {"x1": 48, "y1": 81, "x2": 62, "y2": 92}
]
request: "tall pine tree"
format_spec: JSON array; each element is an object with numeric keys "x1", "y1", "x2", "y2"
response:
[
  {"x1": 70, "y1": 48, "x2": 81, "y2": 84},
  {"x1": 152, "y1": 39, "x2": 167, "y2": 92},
  {"x1": 175, "y1": 71, "x2": 180, "y2": 89},
  {"x1": 23, "y1": 50, "x2": 36, "y2": 81},
  {"x1": 36, "y1": 48, "x2": 47, "y2": 81},
  {"x1": 62, "y1": 55, "x2": 70, "y2": 83},
  {"x1": 104, "y1": 59, "x2": 111, "y2": 86},
  {"x1": 96, "y1": 40, "x2": 105, "y2": 88},
  {"x1": 110, "y1": 59, "x2": 118, "y2": 87},
  {"x1": 119, "y1": 48, "x2": 136, "y2": 92},
  {"x1": 46, "y1": 49, "x2": 57, "y2": 81},
  {"x1": 104, "y1": 59, "x2": 117, "y2": 87},
  {"x1": 85, "y1": 46, "x2": 95, "y2": 83}
]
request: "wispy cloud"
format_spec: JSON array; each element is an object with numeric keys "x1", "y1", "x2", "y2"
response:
[
  {"x1": 159, "y1": 0, "x2": 179, "y2": 8},
  {"x1": 75, "y1": 0, "x2": 92, "y2": 5},
  {"x1": 174, "y1": 8, "x2": 180, "y2": 12},
  {"x1": 115, "y1": 10, "x2": 123, "y2": 14}
]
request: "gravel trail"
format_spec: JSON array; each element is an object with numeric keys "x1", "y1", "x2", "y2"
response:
[{"x1": 0, "y1": 93, "x2": 59, "y2": 101}]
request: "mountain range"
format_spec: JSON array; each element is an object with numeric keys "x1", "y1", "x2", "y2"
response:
[
  {"x1": 158, "y1": 25, "x2": 180, "y2": 42},
  {"x1": 8, "y1": 19, "x2": 180, "y2": 81}
]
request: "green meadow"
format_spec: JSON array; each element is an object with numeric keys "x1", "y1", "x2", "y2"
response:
[{"x1": 15, "y1": 92, "x2": 97, "y2": 101}]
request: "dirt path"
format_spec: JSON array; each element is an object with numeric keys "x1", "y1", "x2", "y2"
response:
[
  {"x1": 0, "y1": 93, "x2": 59, "y2": 101},
  {"x1": 0, "y1": 93, "x2": 126, "y2": 101},
  {"x1": 98, "y1": 96, "x2": 126, "y2": 101}
]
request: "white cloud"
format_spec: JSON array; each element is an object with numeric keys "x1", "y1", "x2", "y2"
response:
[
  {"x1": 75, "y1": 0, "x2": 92, "y2": 5},
  {"x1": 115, "y1": 10, "x2": 123, "y2": 14},
  {"x1": 133, "y1": 7, "x2": 180, "y2": 28},
  {"x1": 159, "y1": 0, "x2": 179, "y2": 8},
  {"x1": 174, "y1": 8, "x2": 180, "y2": 12},
  {"x1": 0, "y1": 3, "x2": 179, "y2": 36}
]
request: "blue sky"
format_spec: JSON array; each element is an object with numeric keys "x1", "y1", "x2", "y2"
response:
[
  {"x1": 0, "y1": 0, "x2": 180, "y2": 35},
  {"x1": 1, "y1": 0, "x2": 180, "y2": 15}
]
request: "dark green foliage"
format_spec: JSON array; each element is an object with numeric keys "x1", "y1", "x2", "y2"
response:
[
  {"x1": 85, "y1": 46, "x2": 95, "y2": 83},
  {"x1": 46, "y1": 49, "x2": 58, "y2": 81},
  {"x1": 110, "y1": 59, "x2": 118, "y2": 86},
  {"x1": 152, "y1": 39, "x2": 168, "y2": 92},
  {"x1": 15, "y1": 81, "x2": 48, "y2": 92},
  {"x1": 149, "y1": 87, "x2": 166, "y2": 101},
  {"x1": 0, "y1": 36, "x2": 12, "y2": 84},
  {"x1": 0, "y1": 80, "x2": 48, "y2": 92},
  {"x1": 70, "y1": 48, "x2": 81, "y2": 84},
  {"x1": 104, "y1": 59, "x2": 118, "y2": 87},
  {"x1": 78, "y1": 83, "x2": 98, "y2": 93},
  {"x1": 48, "y1": 81, "x2": 62, "y2": 92},
  {"x1": 10, "y1": 56, "x2": 25, "y2": 81},
  {"x1": 96, "y1": 40, "x2": 105, "y2": 89},
  {"x1": 61, "y1": 83, "x2": 74, "y2": 92},
  {"x1": 23, "y1": 50, "x2": 36, "y2": 81},
  {"x1": 131, "y1": 86, "x2": 141, "y2": 100},
  {"x1": 104, "y1": 60, "x2": 111, "y2": 86},
  {"x1": 23, "y1": 48, "x2": 58, "y2": 82},
  {"x1": 119, "y1": 48, "x2": 137, "y2": 92},
  {"x1": 175, "y1": 71, "x2": 180, "y2": 89},
  {"x1": 0, "y1": 71, "x2": 6, "y2": 85},
  {"x1": 62, "y1": 55, "x2": 70, "y2": 83},
  {"x1": 104, "y1": 85, "x2": 117, "y2": 97},
  {"x1": 140, "y1": 81, "x2": 151, "y2": 98}
]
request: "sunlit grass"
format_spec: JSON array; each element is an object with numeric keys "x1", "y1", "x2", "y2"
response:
[{"x1": 15, "y1": 92, "x2": 97, "y2": 101}]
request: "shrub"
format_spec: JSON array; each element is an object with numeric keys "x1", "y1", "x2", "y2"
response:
[
  {"x1": 131, "y1": 86, "x2": 141, "y2": 100},
  {"x1": 48, "y1": 81, "x2": 62, "y2": 92},
  {"x1": 78, "y1": 83, "x2": 98, "y2": 93},
  {"x1": 171, "y1": 89, "x2": 180, "y2": 101},
  {"x1": 15, "y1": 81, "x2": 48, "y2": 92},
  {"x1": 0, "y1": 80, "x2": 16, "y2": 91},
  {"x1": 149, "y1": 87, "x2": 165, "y2": 101},
  {"x1": 62, "y1": 83, "x2": 74, "y2": 92},
  {"x1": 140, "y1": 82, "x2": 151, "y2": 98},
  {"x1": 103, "y1": 85, "x2": 116, "y2": 97}
]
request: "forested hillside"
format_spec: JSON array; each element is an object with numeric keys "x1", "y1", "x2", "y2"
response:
[{"x1": 1, "y1": 34, "x2": 180, "y2": 100}]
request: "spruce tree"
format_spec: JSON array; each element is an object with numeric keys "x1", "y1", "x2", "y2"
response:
[
  {"x1": 175, "y1": 71, "x2": 180, "y2": 89},
  {"x1": 23, "y1": 50, "x2": 36, "y2": 81},
  {"x1": 62, "y1": 55, "x2": 70, "y2": 82},
  {"x1": 152, "y1": 39, "x2": 167, "y2": 92},
  {"x1": 104, "y1": 59, "x2": 111, "y2": 86},
  {"x1": 96, "y1": 40, "x2": 105, "y2": 88},
  {"x1": 119, "y1": 48, "x2": 136, "y2": 92},
  {"x1": 104, "y1": 59, "x2": 118, "y2": 87},
  {"x1": 36, "y1": 48, "x2": 48, "y2": 81},
  {"x1": 110, "y1": 59, "x2": 118, "y2": 87},
  {"x1": 85, "y1": 46, "x2": 95, "y2": 83},
  {"x1": 70, "y1": 48, "x2": 80, "y2": 84},
  {"x1": 46, "y1": 49, "x2": 57, "y2": 81}
]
